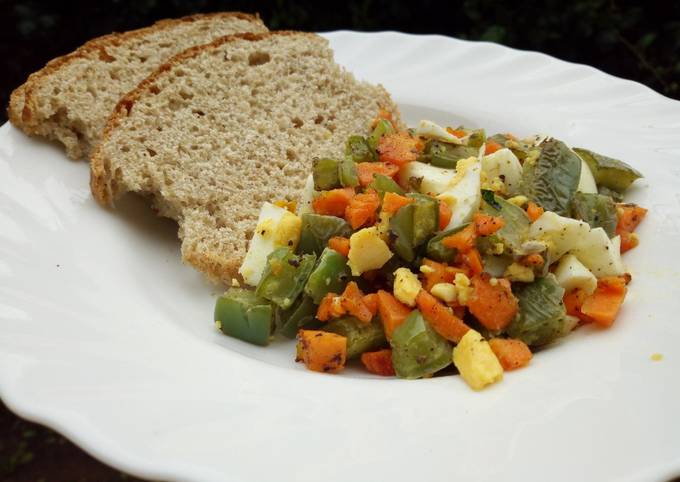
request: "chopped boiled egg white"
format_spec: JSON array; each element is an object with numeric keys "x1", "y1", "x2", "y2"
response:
[
  {"x1": 570, "y1": 229, "x2": 625, "y2": 278},
  {"x1": 481, "y1": 148, "x2": 523, "y2": 196},
  {"x1": 437, "y1": 156, "x2": 482, "y2": 230},
  {"x1": 577, "y1": 158, "x2": 598, "y2": 194},
  {"x1": 528, "y1": 211, "x2": 591, "y2": 260},
  {"x1": 529, "y1": 211, "x2": 625, "y2": 277},
  {"x1": 554, "y1": 254, "x2": 597, "y2": 294},
  {"x1": 398, "y1": 161, "x2": 457, "y2": 196},
  {"x1": 523, "y1": 133, "x2": 551, "y2": 146},
  {"x1": 415, "y1": 119, "x2": 465, "y2": 144},
  {"x1": 239, "y1": 202, "x2": 302, "y2": 286},
  {"x1": 296, "y1": 174, "x2": 315, "y2": 215}
]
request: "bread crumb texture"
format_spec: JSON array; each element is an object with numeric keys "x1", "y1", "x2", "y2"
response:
[
  {"x1": 91, "y1": 31, "x2": 401, "y2": 283},
  {"x1": 8, "y1": 13, "x2": 267, "y2": 159}
]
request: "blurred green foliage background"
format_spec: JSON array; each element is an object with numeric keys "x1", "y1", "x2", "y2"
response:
[{"x1": 2, "y1": 0, "x2": 679, "y2": 124}]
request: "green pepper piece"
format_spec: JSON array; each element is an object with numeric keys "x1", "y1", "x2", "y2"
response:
[
  {"x1": 389, "y1": 194, "x2": 439, "y2": 263},
  {"x1": 418, "y1": 140, "x2": 478, "y2": 168},
  {"x1": 368, "y1": 173, "x2": 405, "y2": 197},
  {"x1": 508, "y1": 274, "x2": 567, "y2": 347},
  {"x1": 480, "y1": 191, "x2": 531, "y2": 253},
  {"x1": 597, "y1": 185, "x2": 624, "y2": 202},
  {"x1": 389, "y1": 203, "x2": 416, "y2": 262},
  {"x1": 488, "y1": 133, "x2": 535, "y2": 161},
  {"x1": 256, "y1": 248, "x2": 316, "y2": 310},
  {"x1": 345, "y1": 135, "x2": 375, "y2": 162},
  {"x1": 313, "y1": 158, "x2": 341, "y2": 190},
  {"x1": 390, "y1": 310, "x2": 452, "y2": 379},
  {"x1": 339, "y1": 158, "x2": 359, "y2": 187},
  {"x1": 431, "y1": 144, "x2": 478, "y2": 169},
  {"x1": 467, "y1": 128, "x2": 486, "y2": 149},
  {"x1": 304, "y1": 248, "x2": 351, "y2": 303},
  {"x1": 408, "y1": 193, "x2": 439, "y2": 246},
  {"x1": 214, "y1": 288, "x2": 273, "y2": 346},
  {"x1": 297, "y1": 213, "x2": 353, "y2": 256},
  {"x1": 570, "y1": 192, "x2": 618, "y2": 237},
  {"x1": 521, "y1": 138, "x2": 581, "y2": 216},
  {"x1": 425, "y1": 223, "x2": 468, "y2": 262},
  {"x1": 367, "y1": 119, "x2": 394, "y2": 151},
  {"x1": 324, "y1": 316, "x2": 387, "y2": 359},
  {"x1": 275, "y1": 295, "x2": 320, "y2": 339},
  {"x1": 573, "y1": 147, "x2": 642, "y2": 193}
]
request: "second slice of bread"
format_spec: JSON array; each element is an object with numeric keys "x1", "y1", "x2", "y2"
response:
[
  {"x1": 91, "y1": 31, "x2": 401, "y2": 283},
  {"x1": 8, "y1": 12, "x2": 267, "y2": 159}
]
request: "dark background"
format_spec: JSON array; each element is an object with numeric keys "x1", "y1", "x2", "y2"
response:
[{"x1": 1, "y1": 0, "x2": 679, "y2": 480}]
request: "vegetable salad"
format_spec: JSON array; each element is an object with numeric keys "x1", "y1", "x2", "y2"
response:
[{"x1": 214, "y1": 110, "x2": 646, "y2": 390}]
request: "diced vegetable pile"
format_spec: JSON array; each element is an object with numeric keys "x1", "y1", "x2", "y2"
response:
[{"x1": 214, "y1": 110, "x2": 647, "y2": 390}]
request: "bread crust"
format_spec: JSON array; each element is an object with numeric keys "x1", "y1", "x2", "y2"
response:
[{"x1": 7, "y1": 12, "x2": 264, "y2": 140}]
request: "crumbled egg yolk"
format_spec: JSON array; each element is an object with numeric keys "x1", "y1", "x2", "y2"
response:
[
  {"x1": 347, "y1": 227, "x2": 393, "y2": 276},
  {"x1": 507, "y1": 195, "x2": 529, "y2": 207},
  {"x1": 273, "y1": 211, "x2": 302, "y2": 249},
  {"x1": 431, "y1": 283, "x2": 456, "y2": 303},
  {"x1": 454, "y1": 273, "x2": 472, "y2": 305},
  {"x1": 504, "y1": 262, "x2": 535, "y2": 283},
  {"x1": 453, "y1": 329, "x2": 504, "y2": 390},
  {"x1": 393, "y1": 268, "x2": 422, "y2": 306}
]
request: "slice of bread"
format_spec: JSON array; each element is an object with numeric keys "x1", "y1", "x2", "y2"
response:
[
  {"x1": 91, "y1": 31, "x2": 401, "y2": 283},
  {"x1": 7, "y1": 12, "x2": 267, "y2": 159}
]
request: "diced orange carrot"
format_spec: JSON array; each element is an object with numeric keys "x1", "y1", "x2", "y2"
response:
[
  {"x1": 484, "y1": 140, "x2": 503, "y2": 155},
  {"x1": 356, "y1": 162, "x2": 400, "y2": 187},
  {"x1": 363, "y1": 293, "x2": 379, "y2": 317},
  {"x1": 473, "y1": 212, "x2": 505, "y2": 236},
  {"x1": 460, "y1": 248, "x2": 484, "y2": 276},
  {"x1": 328, "y1": 236, "x2": 350, "y2": 257},
  {"x1": 371, "y1": 108, "x2": 394, "y2": 129},
  {"x1": 438, "y1": 200, "x2": 452, "y2": 230},
  {"x1": 446, "y1": 127, "x2": 467, "y2": 138},
  {"x1": 467, "y1": 273, "x2": 518, "y2": 331},
  {"x1": 296, "y1": 330, "x2": 347, "y2": 373},
  {"x1": 420, "y1": 259, "x2": 462, "y2": 291},
  {"x1": 316, "y1": 293, "x2": 346, "y2": 322},
  {"x1": 377, "y1": 290, "x2": 412, "y2": 339},
  {"x1": 416, "y1": 290, "x2": 471, "y2": 343},
  {"x1": 312, "y1": 187, "x2": 355, "y2": 217},
  {"x1": 616, "y1": 203, "x2": 647, "y2": 253},
  {"x1": 580, "y1": 277, "x2": 628, "y2": 328},
  {"x1": 345, "y1": 189, "x2": 380, "y2": 229},
  {"x1": 382, "y1": 192, "x2": 414, "y2": 215},
  {"x1": 340, "y1": 281, "x2": 373, "y2": 323},
  {"x1": 442, "y1": 224, "x2": 477, "y2": 252},
  {"x1": 361, "y1": 349, "x2": 396, "y2": 376},
  {"x1": 377, "y1": 132, "x2": 423, "y2": 166},
  {"x1": 520, "y1": 253, "x2": 545, "y2": 267},
  {"x1": 488, "y1": 338, "x2": 533, "y2": 370},
  {"x1": 526, "y1": 201, "x2": 544, "y2": 222},
  {"x1": 617, "y1": 203, "x2": 647, "y2": 232},
  {"x1": 563, "y1": 288, "x2": 590, "y2": 322},
  {"x1": 618, "y1": 230, "x2": 639, "y2": 253}
]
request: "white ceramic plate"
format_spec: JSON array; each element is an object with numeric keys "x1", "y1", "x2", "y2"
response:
[{"x1": 1, "y1": 31, "x2": 679, "y2": 482}]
